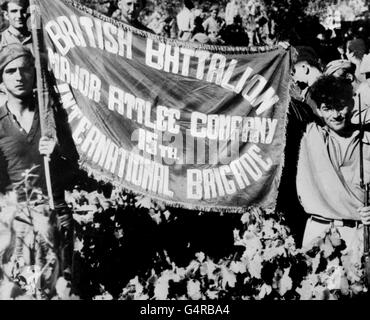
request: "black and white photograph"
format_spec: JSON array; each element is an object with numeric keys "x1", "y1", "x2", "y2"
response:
[{"x1": 0, "y1": 0, "x2": 370, "y2": 307}]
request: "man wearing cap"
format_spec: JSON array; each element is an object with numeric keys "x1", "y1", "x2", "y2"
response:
[
  {"x1": 324, "y1": 59, "x2": 356, "y2": 81},
  {"x1": 324, "y1": 58, "x2": 370, "y2": 113},
  {"x1": 297, "y1": 75, "x2": 370, "y2": 256},
  {"x1": 0, "y1": 0, "x2": 32, "y2": 50},
  {"x1": 0, "y1": 44, "x2": 80, "y2": 277},
  {"x1": 324, "y1": 59, "x2": 361, "y2": 90}
]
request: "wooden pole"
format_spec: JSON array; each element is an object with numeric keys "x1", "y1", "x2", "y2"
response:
[
  {"x1": 358, "y1": 93, "x2": 370, "y2": 286},
  {"x1": 30, "y1": 0, "x2": 55, "y2": 210}
]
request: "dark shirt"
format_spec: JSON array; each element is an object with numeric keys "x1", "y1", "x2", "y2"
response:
[{"x1": 0, "y1": 102, "x2": 79, "y2": 202}]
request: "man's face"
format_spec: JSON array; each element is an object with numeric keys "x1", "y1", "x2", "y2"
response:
[
  {"x1": 2, "y1": 56, "x2": 35, "y2": 98},
  {"x1": 4, "y1": 2, "x2": 29, "y2": 31},
  {"x1": 119, "y1": 0, "x2": 143, "y2": 23},
  {"x1": 317, "y1": 101, "x2": 353, "y2": 134}
]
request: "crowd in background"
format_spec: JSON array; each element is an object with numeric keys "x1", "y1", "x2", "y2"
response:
[
  {"x1": 78, "y1": 0, "x2": 370, "y2": 112},
  {"x1": 75, "y1": 0, "x2": 370, "y2": 51},
  {"x1": 79, "y1": 0, "x2": 275, "y2": 46}
]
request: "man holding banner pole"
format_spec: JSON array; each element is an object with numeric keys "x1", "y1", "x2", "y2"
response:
[
  {"x1": 297, "y1": 75, "x2": 370, "y2": 267},
  {"x1": 0, "y1": 43, "x2": 80, "y2": 278}
]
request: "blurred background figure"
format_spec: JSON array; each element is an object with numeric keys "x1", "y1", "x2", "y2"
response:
[
  {"x1": 202, "y1": 4, "x2": 224, "y2": 44},
  {"x1": 161, "y1": 15, "x2": 176, "y2": 38},
  {"x1": 357, "y1": 53, "x2": 370, "y2": 110},
  {"x1": 192, "y1": 15, "x2": 205, "y2": 36},
  {"x1": 95, "y1": 0, "x2": 116, "y2": 17},
  {"x1": 225, "y1": 0, "x2": 242, "y2": 26},
  {"x1": 147, "y1": 10, "x2": 163, "y2": 34},
  {"x1": 346, "y1": 38, "x2": 368, "y2": 82},
  {"x1": 118, "y1": 0, "x2": 151, "y2": 31},
  {"x1": 176, "y1": 0, "x2": 195, "y2": 41},
  {"x1": 220, "y1": 14, "x2": 249, "y2": 46}
]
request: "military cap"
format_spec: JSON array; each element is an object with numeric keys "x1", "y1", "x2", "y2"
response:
[
  {"x1": 0, "y1": 43, "x2": 33, "y2": 80},
  {"x1": 1, "y1": 0, "x2": 29, "y2": 10},
  {"x1": 324, "y1": 59, "x2": 355, "y2": 76}
]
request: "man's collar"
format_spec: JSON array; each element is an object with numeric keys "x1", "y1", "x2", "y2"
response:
[
  {"x1": 0, "y1": 98, "x2": 38, "y2": 120},
  {"x1": 5, "y1": 26, "x2": 31, "y2": 41}
]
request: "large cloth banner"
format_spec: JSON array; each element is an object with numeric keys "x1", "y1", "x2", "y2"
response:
[{"x1": 38, "y1": 0, "x2": 292, "y2": 212}]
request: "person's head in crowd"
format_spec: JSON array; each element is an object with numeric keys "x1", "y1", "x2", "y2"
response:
[
  {"x1": 346, "y1": 38, "x2": 367, "y2": 63},
  {"x1": 360, "y1": 53, "x2": 370, "y2": 87},
  {"x1": 292, "y1": 46, "x2": 322, "y2": 91},
  {"x1": 192, "y1": 2, "x2": 203, "y2": 18},
  {"x1": 209, "y1": 4, "x2": 219, "y2": 19},
  {"x1": 96, "y1": 0, "x2": 116, "y2": 16},
  {"x1": 118, "y1": 0, "x2": 145, "y2": 24},
  {"x1": 324, "y1": 59, "x2": 356, "y2": 82},
  {"x1": 310, "y1": 75, "x2": 354, "y2": 135},
  {"x1": 255, "y1": 3, "x2": 261, "y2": 15},
  {"x1": 1, "y1": 0, "x2": 29, "y2": 33},
  {"x1": 0, "y1": 44, "x2": 34, "y2": 99}
]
